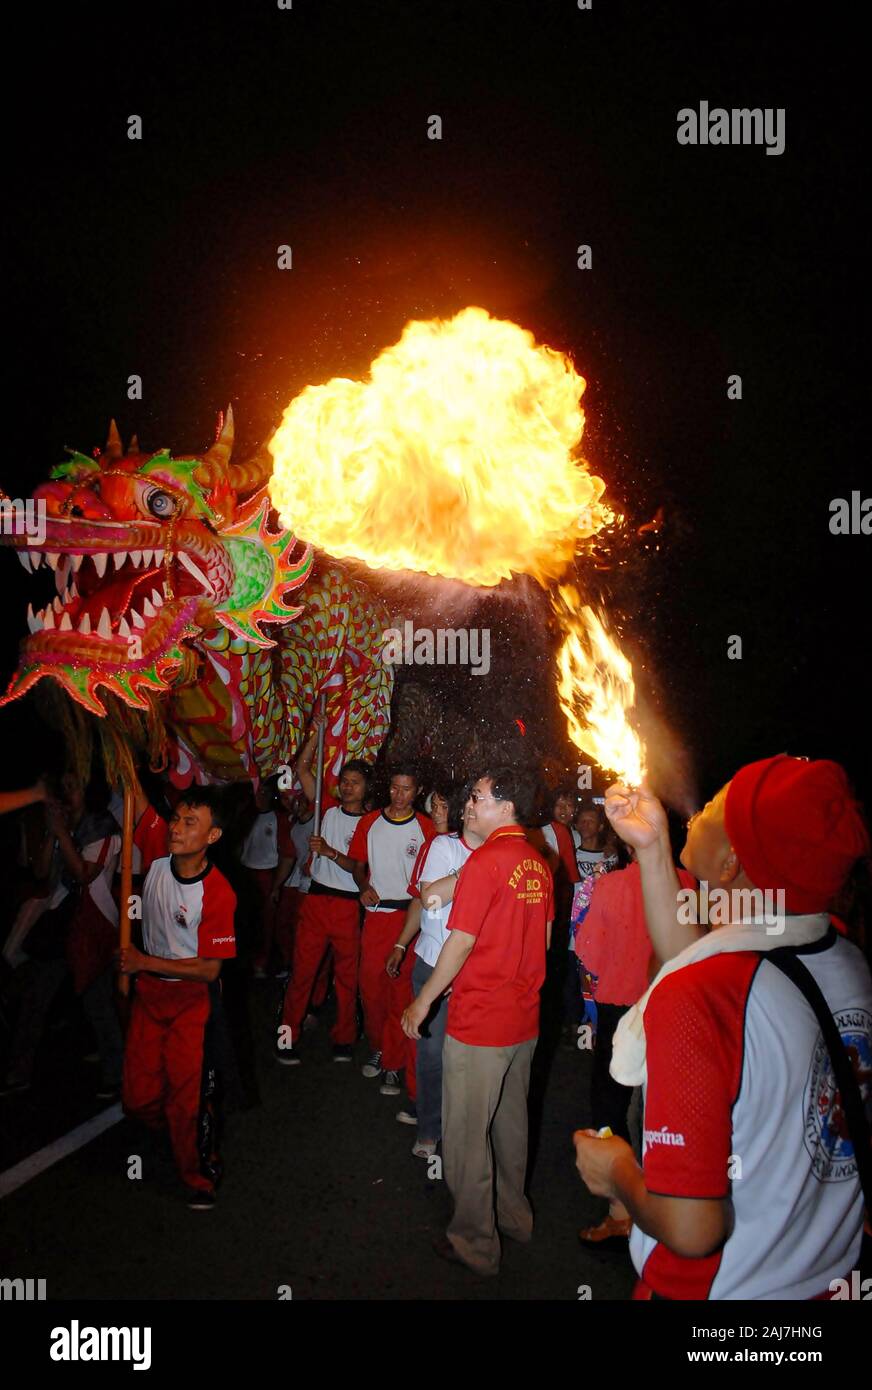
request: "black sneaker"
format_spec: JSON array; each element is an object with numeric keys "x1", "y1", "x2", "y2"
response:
[
  {"x1": 186, "y1": 1188, "x2": 217, "y2": 1211},
  {"x1": 96, "y1": 1084, "x2": 121, "y2": 1102},
  {"x1": 361, "y1": 1049, "x2": 382, "y2": 1078},
  {"x1": 332, "y1": 1045, "x2": 353, "y2": 1062},
  {"x1": 276, "y1": 1045, "x2": 301, "y2": 1066}
]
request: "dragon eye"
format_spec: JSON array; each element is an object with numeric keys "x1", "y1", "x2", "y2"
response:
[{"x1": 146, "y1": 489, "x2": 178, "y2": 519}]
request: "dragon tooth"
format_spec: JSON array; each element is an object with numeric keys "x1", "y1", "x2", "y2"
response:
[
  {"x1": 130, "y1": 550, "x2": 143, "y2": 566},
  {"x1": 151, "y1": 588, "x2": 164, "y2": 608},
  {"x1": 71, "y1": 554, "x2": 84, "y2": 572},
  {"x1": 118, "y1": 615, "x2": 131, "y2": 638},
  {"x1": 29, "y1": 550, "x2": 42, "y2": 569},
  {"x1": 67, "y1": 581, "x2": 79, "y2": 600},
  {"x1": 142, "y1": 597, "x2": 156, "y2": 618},
  {"x1": 154, "y1": 549, "x2": 164, "y2": 566},
  {"x1": 18, "y1": 551, "x2": 32, "y2": 574},
  {"x1": 93, "y1": 553, "x2": 108, "y2": 578},
  {"x1": 43, "y1": 607, "x2": 55, "y2": 630},
  {"x1": 26, "y1": 603, "x2": 38, "y2": 632},
  {"x1": 142, "y1": 549, "x2": 154, "y2": 566},
  {"x1": 52, "y1": 596, "x2": 63, "y2": 614},
  {"x1": 78, "y1": 612, "x2": 91, "y2": 635},
  {"x1": 113, "y1": 551, "x2": 127, "y2": 570},
  {"x1": 131, "y1": 608, "x2": 145, "y2": 630},
  {"x1": 59, "y1": 613, "x2": 73, "y2": 631},
  {"x1": 45, "y1": 552, "x2": 60, "y2": 570},
  {"x1": 97, "y1": 608, "x2": 112, "y2": 639},
  {"x1": 179, "y1": 551, "x2": 211, "y2": 593}
]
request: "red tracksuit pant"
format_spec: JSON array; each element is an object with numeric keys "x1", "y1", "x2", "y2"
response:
[
  {"x1": 250, "y1": 868, "x2": 277, "y2": 971},
  {"x1": 122, "y1": 975, "x2": 213, "y2": 1194},
  {"x1": 359, "y1": 908, "x2": 415, "y2": 1071},
  {"x1": 282, "y1": 892, "x2": 360, "y2": 1045}
]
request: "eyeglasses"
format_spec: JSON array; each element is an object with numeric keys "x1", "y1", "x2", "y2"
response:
[{"x1": 469, "y1": 789, "x2": 503, "y2": 805}]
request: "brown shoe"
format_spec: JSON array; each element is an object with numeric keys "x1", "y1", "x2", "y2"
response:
[{"x1": 577, "y1": 1214, "x2": 631, "y2": 1250}]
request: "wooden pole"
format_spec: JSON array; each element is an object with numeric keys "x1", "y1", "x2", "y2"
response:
[
  {"x1": 311, "y1": 692, "x2": 328, "y2": 861},
  {"x1": 118, "y1": 781, "x2": 135, "y2": 997}
]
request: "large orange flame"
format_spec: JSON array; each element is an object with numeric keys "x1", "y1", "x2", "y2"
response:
[
  {"x1": 554, "y1": 585, "x2": 646, "y2": 786},
  {"x1": 269, "y1": 306, "x2": 646, "y2": 782},
  {"x1": 268, "y1": 307, "x2": 612, "y2": 587}
]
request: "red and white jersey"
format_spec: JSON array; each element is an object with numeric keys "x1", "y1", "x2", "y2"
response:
[
  {"x1": 348, "y1": 809, "x2": 434, "y2": 913},
  {"x1": 310, "y1": 806, "x2": 364, "y2": 897},
  {"x1": 142, "y1": 857, "x2": 237, "y2": 977},
  {"x1": 632, "y1": 928, "x2": 872, "y2": 1300}
]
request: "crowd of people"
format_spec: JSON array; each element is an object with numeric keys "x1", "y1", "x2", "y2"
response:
[{"x1": 1, "y1": 737, "x2": 870, "y2": 1299}]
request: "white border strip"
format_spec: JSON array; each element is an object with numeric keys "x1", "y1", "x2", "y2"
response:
[{"x1": 0, "y1": 1102, "x2": 123, "y2": 1199}]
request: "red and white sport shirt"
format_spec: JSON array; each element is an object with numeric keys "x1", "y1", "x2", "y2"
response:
[
  {"x1": 142, "y1": 857, "x2": 237, "y2": 979},
  {"x1": 348, "y1": 809, "x2": 434, "y2": 913},
  {"x1": 631, "y1": 927, "x2": 872, "y2": 1299}
]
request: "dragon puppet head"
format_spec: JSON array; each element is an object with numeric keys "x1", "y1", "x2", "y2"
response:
[{"x1": 0, "y1": 408, "x2": 313, "y2": 717}]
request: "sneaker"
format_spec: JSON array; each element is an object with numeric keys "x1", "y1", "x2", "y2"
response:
[
  {"x1": 332, "y1": 1045, "x2": 353, "y2": 1062},
  {"x1": 380, "y1": 1070, "x2": 401, "y2": 1096},
  {"x1": 361, "y1": 1050, "x2": 382, "y2": 1078},
  {"x1": 276, "y1": 1046, "x2": 301, "y2": 1066},
  {"x1": 96, "y1": 1083, "x2": 121, "y2": 1102},
  {"x1": 395, "y1": 1107, "x2": 417, "y2": 1125},
  {"x1": 186, "y1": 1188, "x2": 217, "y2": 1210},
  {"x1": 412, "y1": 1138, "x2": 437, "y2": 1158}
]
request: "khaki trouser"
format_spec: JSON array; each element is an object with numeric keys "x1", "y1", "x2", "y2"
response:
[{"x1": 442, "y1": 1032, "x2": 538, "y2": 1275}]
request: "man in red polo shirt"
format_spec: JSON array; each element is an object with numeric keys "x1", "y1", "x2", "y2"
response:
[{"x1": 403, "y1": 767, "x2": 554, "y2": 1277}]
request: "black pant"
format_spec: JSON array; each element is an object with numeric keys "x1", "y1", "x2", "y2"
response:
[{"x1": 590, "y1": 1002, "x2": 634, "y2": 1142}]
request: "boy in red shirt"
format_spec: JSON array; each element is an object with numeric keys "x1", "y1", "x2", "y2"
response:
[
  {"x1": 403, "y1": 767, "x2": 554, "y2": 1277},
  {"x1": 349, "y1": 765, "x2": 434, "y2": 1093},
  {"x1": 119, "y1": 788, "x2": 236, "y2": 1211}
]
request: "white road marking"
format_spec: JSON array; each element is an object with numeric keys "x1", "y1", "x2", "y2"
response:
[{"x1": 0, "y1": 1103, "x2": 123, "y2": 1199}]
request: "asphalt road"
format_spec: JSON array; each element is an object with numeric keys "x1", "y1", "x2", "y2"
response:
[{"x1": 1, "y1": 977, "x2": 636, "y2": 1301}]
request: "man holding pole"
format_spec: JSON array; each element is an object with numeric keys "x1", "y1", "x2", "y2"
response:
[
  {"x1": 277, "y1": 711, "x2": 371, "y2": 1064},
  {"x1": 119, "y1": 787, "x2": 236, "y2": 1210}
]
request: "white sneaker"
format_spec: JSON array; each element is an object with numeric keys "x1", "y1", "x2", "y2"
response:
[
  {"x1": 412, "y1": 1139, "x2": 437, "y2": 1158},
  {"x1": 361, "y1": 1050, "x2": 382, "y2": 1078},
  {"x1": 395, "y1": 1108, "x2": 417, "y2": 1126}
]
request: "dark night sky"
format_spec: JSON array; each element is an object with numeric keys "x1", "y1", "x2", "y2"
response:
[{"x1": 2, "y1": 0, "x2": 868, "y2": 805}]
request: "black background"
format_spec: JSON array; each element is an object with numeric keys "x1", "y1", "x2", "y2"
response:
[{"x1": 2, "y1": 0, "x2": 868, "y2": 806}]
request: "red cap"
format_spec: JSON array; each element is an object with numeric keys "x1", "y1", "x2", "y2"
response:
[{"x1": 724, "y1": 755, "x2": 869, "y2": 914}]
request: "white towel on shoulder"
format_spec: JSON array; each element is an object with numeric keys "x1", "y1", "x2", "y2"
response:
[{"x1": 609, "y1": 912, "x2": 831, "y2": 1087}]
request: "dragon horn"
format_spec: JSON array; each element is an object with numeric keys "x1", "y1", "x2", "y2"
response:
[
  {"x1": 223, "y1": 442, "x2": 274, "y2": 493},
  {"x1": 128, "y1": 434, "x2": 139, "y2": 455},
  {"x1": 194, "y1": 405, "x2": 273, "y2": 493},
  {"x1": 105, "y1": 419, "x2": 123, "y2": 459}
]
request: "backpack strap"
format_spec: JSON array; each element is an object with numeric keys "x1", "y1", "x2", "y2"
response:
[{"x1": 768, "y1": 947, "x2": 871, "y2": 1211}]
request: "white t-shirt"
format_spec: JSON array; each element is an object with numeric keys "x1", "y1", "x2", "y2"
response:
[
  {"x1": 285, "y1": 818, "x2": 314, "y2": 891},
  {"x1": 241, "y1": 812, "x2": 278, "y2": 870},
  {"x1": 349, "y1": 809, "x2": 433, "y2": 914},
  {"x1": 414, "y1": 833, "x2": 477, "y2": 967},
  {"x1": 49, "y1": 834, "x2": 122, "y2": 927},
  {"x1": 543, "y1": 823, "x2": 581, "y2": 877},
  {"x1": 310, "y1": 806, "x2": 364, "y2": 897},
  {"x1": 630, "y1": 928, "x2": 872, "y2": 1300}
]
